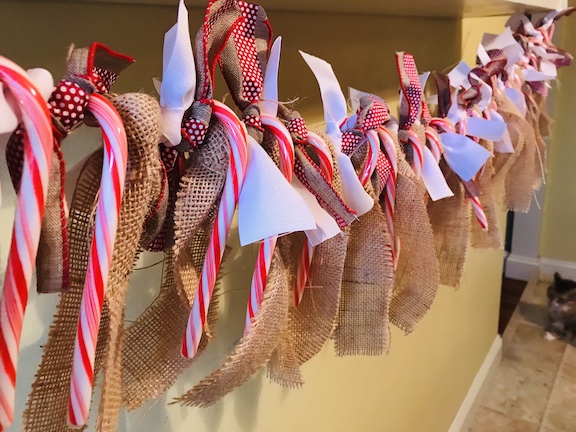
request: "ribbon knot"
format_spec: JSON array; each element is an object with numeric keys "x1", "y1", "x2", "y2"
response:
[
  {"x1": 287, "y1": 117, "x2": 308, "y2": 144},
  {"x1": 355, "y1": 96, "x2": 389, "y2": 131}
]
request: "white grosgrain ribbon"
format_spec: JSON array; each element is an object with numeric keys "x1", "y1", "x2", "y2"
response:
[
  {"x1": 440, "y1": 132, "x2": 492, "y2": 182},
  {"x1": 421, "y1": 145, "x2": 453, "y2": 201},
  {"x1": 237, "y1": 135, "x2": 316, "y2": 246},
  {"x1": 260, "y1": 36, "x2": 282, "y2": 118},
  {"x1": 157, "y1": 0, "x2": 196, "y2": 147},
  {"x1": 300, "y1": 51, "x2": 374, "y2": 217}
]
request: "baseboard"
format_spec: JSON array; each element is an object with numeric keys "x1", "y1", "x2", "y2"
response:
[
  {"x1": 447, "y1": 335, "x2": 503, "y2": 432},
  {"x1": 540, "y1": 257, "x2": 576, "y2": 281},
  {"x1": 505, "y1": 254, "x2": 540, "y2": 282}
]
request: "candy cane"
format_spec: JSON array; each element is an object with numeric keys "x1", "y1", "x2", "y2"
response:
[
  {"x1": 377, "y1": 127, "x2": 400, "y2": 269},
  {"x1": 307, "y1": 131, "x2": 333, "y2": 181},
  {"x1": 0, "y1": 58, "x2": 53, "y2": 432},
  {"x1": 429, "y1": 118, "x2": 456, "y2": 134},
  {"x1": 407, "y1": 129, "x2": 423, "y2": 178},
  {"x1": 294, "y1": 133, "x2": 333, "y2": 307},
  {"x1": 245, "y1": 114, "x2": 294, "y2": 331},
  {"x1": 182, "y1": 100, "x2": 248, "y2": 358},
  {"x1": 358, "y1": 130, "x2": 380, "y2": 187},
  {"x1": 67, "y1": 94, "x2": 128, "y2": 427},
  {"x1": 425, "y1": 126, "x2": 443, "y2": 163},
  {"x1": 468, "y1": 195, "x2": 488, "y2": 230}
]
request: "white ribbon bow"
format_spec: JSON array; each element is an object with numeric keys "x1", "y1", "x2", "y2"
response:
[
  {"x1": 157, "y1": 0, "x2": 196, "y2": 147},
  {"x1": 300, "y1": 51, "x2": 374, "y2": 217}
]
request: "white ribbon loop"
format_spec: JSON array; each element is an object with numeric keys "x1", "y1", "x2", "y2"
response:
[
  {"x1": 237, "y1": 136, "x2": 316, "y2": 246},
  {"x1": 421, "y1": 146, "x2": 454, "y2": 201},
  {"x1": 440, "y1": 132, "x2": 492, "y2": 182},
  {"x1": 260, "y1": 36, "x2": 282, "y2": 118},
  {"x1": 159, "y1": 0, "x2": 196, "y2": 146},
  {"x1": 300, "y1": 51, "x2": 347, "y2": 145}
]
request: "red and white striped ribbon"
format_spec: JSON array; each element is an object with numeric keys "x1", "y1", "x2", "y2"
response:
[
  {"x1": 245, "y1": 114, "x2": 294, "y2": 331},
  {"x1": 0, "y1": 58, "x2": 53, "y2": 432},
  {"x1": 182, "y1": 100, "x2": 249, "y2": 358},
  {"x1": 68, "y1": 94, "x2": 128, "y2": 427}
]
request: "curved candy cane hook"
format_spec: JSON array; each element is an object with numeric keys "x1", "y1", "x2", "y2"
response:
[
  {"x1": 67, "y1": 93, "x2": 128, "y2": 428},
  {"x1": 0, "y1": 58, "x2": 53, "y2": 432},
  {"x1": 245, "y1": 113, "x2": 294, "y2": 331},
  {"x1": 306, "y1": 131, "x2": 334, "y2": 181},
  {"x1": 429, "y1": 117, "x2": 456, "y2": 134},
  {"x1": 377, "y1": 127, "x2": 400, "y2": 269},
  {"x1": 359, "y1": 129, "x2": 380, "y2": 187},
  {"x1": 425, "y1": 126, "x2": 443, "y2": 163},
  {"x1": 182, "y1": 100, "x2": 248, "y2": 359},
  {"x1": 407, "y1": 129, "x2": 424, "y2": 178},
  {"x1": 261, "y1": 113, "x2": 294, "y2": 181}
]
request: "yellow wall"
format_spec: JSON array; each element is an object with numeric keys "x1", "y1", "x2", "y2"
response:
[
  {"x1": 540, "y1": 16, "x2": 576, "y2": 262},
  {"x1": 0, "y1": 2, "x2": 507, "y2": 431}
]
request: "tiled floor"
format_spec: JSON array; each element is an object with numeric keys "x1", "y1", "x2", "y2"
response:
[{"x1": 466, "y1": 280, "x2": 576, "y2": 432}]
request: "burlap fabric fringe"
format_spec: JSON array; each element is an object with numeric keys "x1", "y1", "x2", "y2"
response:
[
  {"x1": 173, "y1": 246, "x2": 290, "y2": 407},
  {"x1": 122, "y1": 120, "x2": 230, "y2": 410},
  {"x1": 524, "y1": 87, "x2": 549, "y2": 191},
  {"x1": 334, "y1": 144, "x2": 394, "y2": 355},
  {"x1": 270, "y1": 130, "x2": 350, "y2": 380},
  {"x1": 471, "y1": 140, "x2": 503, "y2": 249},
  {"x1": 387, "y1": 127, "x2": 439, "y2": 333},
  {"x1": 492, "y1": 91, "x2": 537, "y2": 212},
  {"x1": 427, "y1": 161, "x2": 470, "y2": 288},
  {"x1": 23, "y1": 150, "x2": 105, "y2": 432}
]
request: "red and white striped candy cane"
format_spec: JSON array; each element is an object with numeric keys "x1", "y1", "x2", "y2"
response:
[
  {"x1": 182, "y1": 100, "x2": 248, "y2": 358},
  {"x1": 377, "y1": 127, "x2": 400, "y2": 269},
  {"x1": 294, "y1": 132, "x2": 334, "y2": 307},
  {"x1": 358, "y1": 130, "x2": 380, "y2": 187},
  {"x1": 307, "y1": 131, "x2": 333, "y2": 180},
  {"x1": 468, "y1": 195, "x2": 488, "y2": 230},
  {"x1": 406, "y1": 129, "x2": 423, "y2": 178},
  {"x1": 429, "y1": 117, "x2": 456, "y2": 134},
  {"x1": 67, "y1": 94, "x2": 128, "y2": 427},
  {"x1": 425, "y1": 126, "x2": 443, "y2": 163},
  {"x1": 244, "y1": 114, "x2": 294, "y2": 331},
  {"x1": 0, "y1": 58, "x2": 53, "y2": 432}
]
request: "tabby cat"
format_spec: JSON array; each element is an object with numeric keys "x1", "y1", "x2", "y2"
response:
[{"x1": 545, "y1": 272, "x2": 576, "y2": 341}]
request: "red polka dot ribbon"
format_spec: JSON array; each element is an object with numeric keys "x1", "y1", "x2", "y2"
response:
[{"x1": 396, "y1": 52, "x2": 423, "y2": 133}]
